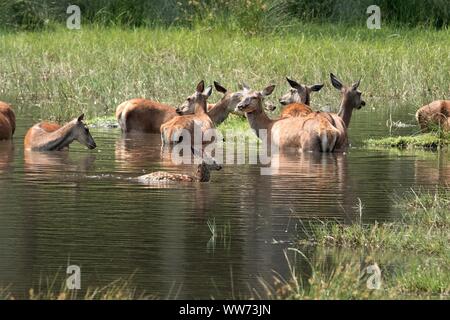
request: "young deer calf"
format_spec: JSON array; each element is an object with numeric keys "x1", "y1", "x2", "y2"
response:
[
  {"x1": 24, "y1": 114, "x2": 97, "y2": 151},
  {"x1": 137, "y1": 148, "x2": 222, "y2": 183},
  {"x1": 415, "y1": 100, "x2": 450, "y2": 132},
  {"x1": 0, "y1": 101, "x2": 15, "y2": 140}
]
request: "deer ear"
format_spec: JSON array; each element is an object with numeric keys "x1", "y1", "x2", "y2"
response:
[
  {"x1": 330, "y1": 73, "x2": 343, "y2": 91},
  {"x1": 286, "y1": 77, "x2": 301, "y2": 89},
  {"x1": 261, "y1": 84, "x2": 275, "y2": 97},
  {"x1": 203, "y1": 85, "x2": 213, "y2": 97},
  {"x1": 352, "y1": 78, "x2": 361, "y2": 90},
  {"x1": 214, "y1": 81, "x2": 227, "y2": 94},
  {"x1": 309, "y1": 83, "x2": 324, "y2": 92},
  {"x1": 239, "y1": 82, "x2": 250, "y2": 91},
  {"x1": 77, "y1": 114, "x2": 85, "y2": 122},
  {"x1": 196, "y1": 80, "x2": 205, "y2": 93}
]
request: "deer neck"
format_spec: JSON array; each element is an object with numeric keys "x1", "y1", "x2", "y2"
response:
[
  {"x1": 42, "y1": 123, "x2": 76, "y2": 151},
  {"x1": 194, "y1": 101, "x2": 208, "y2": 117},
  {"x1": 195, "y1": 164, "x2": 210, "y2": 182},
  {"x1": 246, "y1": 104, "x2": 274, "y2": 138},
  {"x1": 207, "y1": 97, "x2": 231, "y2": 125},
  {"x1": 337, "y1": 96, "x2": 355, "y2": 128}
]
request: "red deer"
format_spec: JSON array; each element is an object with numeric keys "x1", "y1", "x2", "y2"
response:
[
  {"x1": 178, "y1": 81, "x2": 244, "y2": 125},
  {"x1": 0, "y1": 101, "x2": 16, "y2": 140},
  {"x1": 24, "y1": 114, "x2": 97, "y2": 151},
  {"x1": 116, "y1": 81, "x2": 241, "y2": 133},
  {"x1": 235, "y1": 84, "x2": 340, "y2": 152},
  {"x1": 415, "y1": 100, "x2": 450, "y2": 132},
  {"x1": 137, "y1": 147, "x2": 221, "y2": 183},
  {"x1": 160, "y1": 81, "x2": 213, "y2": 145},
  {"x1": 278, "y1": 77, "x2": 323, "y2": 118}
]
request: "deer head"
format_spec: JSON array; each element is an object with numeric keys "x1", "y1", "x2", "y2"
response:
[
  {"x1": 330, "y1": 73, "x2": 366, "y2": 128},
  {"x1": 176, "y1": 80, "x2": 213, "y2": 114},
  {"x1": 72, "y1": 114, "x2": 97, "y2": 149},
  {"x1": 279, "y1": 77, "x2": 323, "y2": 106},
  {"x1": 235, "y1": 84, "x2": 276, "y2": 114}
]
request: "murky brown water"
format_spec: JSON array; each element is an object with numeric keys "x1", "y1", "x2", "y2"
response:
[{"x1": 0, "y1": 104, "x2": 449, "y2": 298}]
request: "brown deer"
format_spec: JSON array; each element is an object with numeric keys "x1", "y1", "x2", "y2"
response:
[
  {"x1": 116, "y1": 81, "x2": 241, "y2": 133},
  {"x1": 0, "y1": 101, "x2": 16, "y2": 140},
  {"x1": 178, "y1": 81, "x2": 244, "y2": 125},
  {"x1": 235, "y1": 84, "x2": 341, "y2": 152},
  {"x1": 160, "y1": 81, "x2": 214, "y2": 145},
  {"x1": 24, "y1": 114, "x2": 97, "y2": 151},
  {"x1": 330, "y1": 73, "x2": 366, "y2": 129},
  {"x1": 278, "y1": 77, "x2": 323, "y2": 118},
  {"x1": 415, "y1": 100, "x2": 450, "y2": 132},
  {"x1": 137, "y1": 147, "x2": 222, "y2": 183}
]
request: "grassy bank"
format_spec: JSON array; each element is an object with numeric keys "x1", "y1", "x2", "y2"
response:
[
  {"x1": 1, "y1": 25, "x2": 449, "y2": 126},
  {"x1": 270, "y1": 188, "x2": 450, "y2": 299},
  {"x1": 365, "y1": 132, "x2": 450, "y2": 150}
]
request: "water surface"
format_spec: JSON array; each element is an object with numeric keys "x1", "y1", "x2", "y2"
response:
[{"x1": 0, "y1": 103, "x2": 448, "y2": 298}]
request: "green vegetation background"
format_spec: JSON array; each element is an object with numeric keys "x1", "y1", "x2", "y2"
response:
[{"x1": 1, "y1": 0, "x2": 449, "y2": 32}]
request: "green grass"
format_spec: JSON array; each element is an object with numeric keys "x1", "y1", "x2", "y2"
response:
[
  {"x1": 265, "y1": 189, "x2": 450, "y2": 299},
  {"x1": 298, "y1": 189, "x2": 450, "y2": 255},
  {"x1": 1, "y1": 277, "x2": 154, "y2": 300},
  {"x1": 1, "y1": 0, "x2": 448, "y2": 31},
  {"x1": 0, "y1": 24, "x2": 449, "y2": 127},
  {"x1": 365, "y1": 133, "x2": 450, "y2": 150}
]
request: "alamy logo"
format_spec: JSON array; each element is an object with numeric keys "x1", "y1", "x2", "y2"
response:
[
  {"x1": 67, "y1": 5, "x2": 81, "y2": 30},
  {"x1": 367, "y1": 5, "x2": 381, "y2": 29},
  {"x1": 66, "y1": 265, "x2": 81, "y2": 290},
  {"x1": 366, "y1": 263, "x2": 382, "y2": 290}
]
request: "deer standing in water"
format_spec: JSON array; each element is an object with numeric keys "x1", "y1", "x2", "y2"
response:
[
  {"x1": 415, "y1": 100, "x2": 450, "y2": 132},
  {"x1": 137, "y1": 147, "x2": 222, "y2": 183},
  {"x1": 160, "y1": 81, "x2": 214, "y2": 145},
  {"x1": 177, "y1": 81, "x2": 244, "y2": 126},
  {"x1": 235, "y1": 84, "x2": 341, "y2": 152},
  {"x1": 24, "y1": 114, "x2": 97, "y2": 151},
  {"x1": 273, "y1": 74, "x2": 366, "y2": 151},
  {"x1": 278, "y1": 77, "x2": 323, "y2": 118},
  {"x1": 0, "y1": 101, "x2": 16, "y2": 140},
  {"x1": 116, "y1": 81, "x2": 242, "y2": 133}
]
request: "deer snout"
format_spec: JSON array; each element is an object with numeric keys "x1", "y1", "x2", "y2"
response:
[
  {"x1": 358, "y1": 100, "x2": 366, "y2": 109},
  {"x1": 279, "y1": 98, "x2": 288, "y2": 105}
]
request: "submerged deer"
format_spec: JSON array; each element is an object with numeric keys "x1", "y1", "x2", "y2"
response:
[
  {"x1": 137, "y1": 147, "x2": 222, "y2": 183},
  {"x1": 415, "y1": 100, "x2": 450, "y2": 132},
  {"x1": 0, "y1": 101, "x2": 16, "y2": 140},
  {"x1": 160, "y1": 81, "x2": 213, "y2": 145},
  {"x1": 24, "y1": 114, "x2": 97, "y2": 151},
  {"x1": 178, "y1": 81, "x2": 244, "y2": 126},
  {"x1": 235, "y1": 84, "x2": 340, "y2": 152},
  {"x1": 278, "y1": 77, "x2": 324, "y2": 118}
]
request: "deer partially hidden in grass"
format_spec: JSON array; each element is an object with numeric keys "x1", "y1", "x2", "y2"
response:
[
  {"x1": 137, "y1": 147, "x2": 222, "y2": 183},
  {"x1": 0, "y1": 101, "x2": 16, "y2": 140},
  {"x1": 160, "y1": 80, "x2": 214, "y2": 145},
  {"x1": 278, "y1": 77, "x2": 324, "y2": 118},
  {"x1": 415, "y1": 100, "x2": 450, "y2": 132},
  {"x1": 24, "y1": 114, "x2": 97, "y2": 151},
  {"x1": 235, "y1": 84, "x2": 341, "y2": 152}
]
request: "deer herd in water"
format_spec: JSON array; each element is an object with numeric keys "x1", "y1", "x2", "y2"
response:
[{"x1": 0, "y1": 73, "x2": 449, "y2": 183}]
